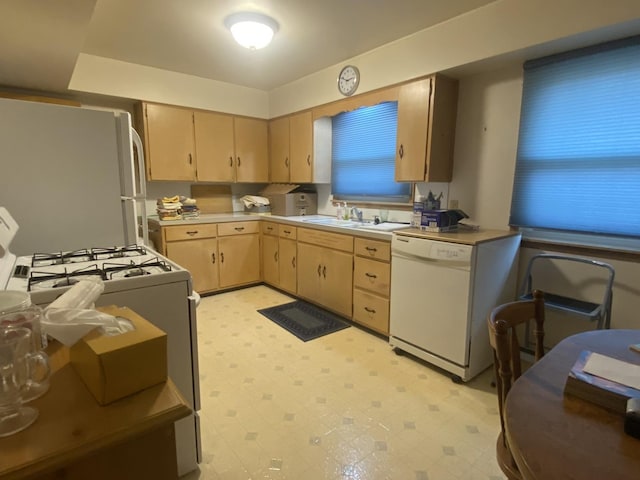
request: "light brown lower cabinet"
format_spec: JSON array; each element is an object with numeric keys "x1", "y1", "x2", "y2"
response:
[
  {"x1": 218, "y1": 221, "x2": 260, "y2": 288},
  {"x1": 261, "y1": 222, "x2": 297, "y2": 295},
  {"x1": 297, "y1": 228, "x2": 353, "y2": 318},
  {"x1": 163, "y1": 224, "x2": 219, "y2": 294},
  {"x1": 352, "y1": 237, "x2": 392, "y2": 335}
]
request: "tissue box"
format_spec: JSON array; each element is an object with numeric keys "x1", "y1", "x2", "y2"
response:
[
  {"x1": 420, "y1": 209, "x2": 468, "y2": 229},
  {"x1": 69, "y1": 305, "x2": 167, "y2": 405}
]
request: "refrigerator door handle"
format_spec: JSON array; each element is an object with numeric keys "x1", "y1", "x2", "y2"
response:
[{"x1": 131, "y1": 127, "x2": 149, "y2": 247}]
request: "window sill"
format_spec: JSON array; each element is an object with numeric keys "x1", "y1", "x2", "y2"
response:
[{"x1": 517, "y1": 228, "x2": 640, "y2": 263}]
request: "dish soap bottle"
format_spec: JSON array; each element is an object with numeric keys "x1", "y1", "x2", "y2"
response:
[
  {"x1": 342, "y1": 202, "x2": 350, "y2": 220},
  {"x1": 336, "y1": 202, "x2": 344, "y2": 220}
]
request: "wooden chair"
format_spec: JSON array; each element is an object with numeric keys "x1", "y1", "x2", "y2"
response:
[{"x1": 488, "y1": 289, "x2": 546, "y2": 480}]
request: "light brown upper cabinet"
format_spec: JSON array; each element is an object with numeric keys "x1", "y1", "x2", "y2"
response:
[
  {"x1": 138, "y1": 103, "x2": 196, "y2": 181},
  {"x1": 138, "y1": 102, "x2": 268, "y2": 183},
  {"x1": 268, "y1": 111, "x2": 313, "y2": 183},
  {"x1": 195, "y1": 111, "x2": 268, "y2": 183},
  {"x1": 395, "y1": 74, "x2": 459, "y2": 182}
]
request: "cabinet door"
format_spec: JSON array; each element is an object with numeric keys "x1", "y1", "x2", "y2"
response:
[
  {"x1": 144, "y1": 104, "x2": 196, "y2": 181},
  {"x1": 268, "y1": 117, "x2": 290, "y2": 183},
  {"x1": 262, "y1": 234, "x2": 279, "y2": 286},
  {"x1": 395, "y1": 78, "x2": 431, "y2": 182},
  {"x1": 166, "y1": 238, "x2": 218, "y2": 293},
  {"x1": 218, "y1": 234, "x2": 260, "y2": 288},
  {"x1": 321, "y1": 248, "x2": 353, "y2": 318},
  {"x1": 297, "y1": 243, "x2": 323, "y2": 304},
  {"x1": 194, "y1": 111, "x2": 235, "y2": 182},
  {"x1": 279, "y1": 237, "x2": 297, "y2": 295},
  {"x1": 289, "y1": 111, "x2": 313, "y2": 183},
  {"x1": 234, "y1": 117, "x2": 269, "y2": 183}
]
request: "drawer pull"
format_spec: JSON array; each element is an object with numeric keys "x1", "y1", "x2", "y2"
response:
[
  {"x1": 292, "y1": 257, "x2": 296, "y2": 268},
  {"x1": 229, "y1": 156, "x2": 233, "y2": 167},
  {"x1": 274, "y1": 251, "x2": 278, "y2": 262},
  {"x1": 365, "y1": 246, "x2": 378, "y2": 253},
  {"x1": 187, "y1": 230, "x2": 198, "y2": 236},
  {"x1": 188, "y1": 153, "x2": 193, "y2": 164},
  {"x1": 365, "y1": 272, "x2": 378, "y2": 279},
  {"x1": 211, "y1": 253, "x2": 216, "y2": 264},
  {"x1": 237, "y1": 156, "x2": 241, "y2": 166},
  {"x1": 285, "y1": 157, "x2": 289, "y2": 167},
  {"x1": 234, "y1": 226, "x2": 245, "y2": 232},
  {"x1": 283, "y1": 229, "x2": 291, "y2": 235},
  {"x1": 364, "y1": 307, "x2": 377, "y2": 314},
  {"x1": 317, "y1": 264, "x2": 322, "y2": 277},
  {"x1": 398, "y1": 144, "x2": 404, "y2": 159},
  {"x1": 220, "y1": 252, "x2": 225, "y2": 263},
  {"x1": 322, "y1": 265, "x2": 326, "y2": 278},
  {"x1": 266, "y1": 226, "x2": 274, "y2": 231},
  {"x1": 306, "y1": 154, "x2": 311, "y2": 165}
]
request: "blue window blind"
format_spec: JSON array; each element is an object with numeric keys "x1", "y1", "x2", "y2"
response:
[
  {"x1": 510, "y1": 36, "x2": 640, "y2": 239},
  {"x1": 332, "y1": 101, "x2": 411, "y2": 203}
]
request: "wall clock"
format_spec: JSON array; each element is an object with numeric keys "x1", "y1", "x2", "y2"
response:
[{"x1": 337, "y1": 65, "x2": 360, "y2": 96}]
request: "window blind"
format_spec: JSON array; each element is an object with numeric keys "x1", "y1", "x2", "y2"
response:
[
  {"x1": 331, "y1": 101, "x2": 410, "y2": 202},
  {"x1": 510, "y1": 36, "x2": 640, "y2": 239}
]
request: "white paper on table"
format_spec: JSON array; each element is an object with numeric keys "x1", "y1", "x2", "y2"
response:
[{"x1": 583, "y1": 352, "x2": 640, "y2": 390}]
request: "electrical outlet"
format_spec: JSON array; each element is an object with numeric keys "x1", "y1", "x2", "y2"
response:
[{"x1": 449, "y1": 199, "x2": 459, "y2": 209}]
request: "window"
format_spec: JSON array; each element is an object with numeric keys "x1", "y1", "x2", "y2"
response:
[
  {"x1": 331, "y1": 101, "x2": 411, "y2": 204},
  {"x1": 510, "y1": 36, "x2": 640, "y2": 245}
]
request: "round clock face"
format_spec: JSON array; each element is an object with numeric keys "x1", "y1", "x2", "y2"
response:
[{"x1": 338, "y1": 65, "x2": 360, "y2": 96}]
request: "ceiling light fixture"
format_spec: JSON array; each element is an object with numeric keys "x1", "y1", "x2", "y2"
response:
[{"x1": 224, "y1": 12, "x2": 279, "y2": 50}]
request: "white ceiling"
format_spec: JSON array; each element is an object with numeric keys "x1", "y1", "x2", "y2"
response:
[{"x1": 0, "y1": 0, "x2": 496, "y2": 94}]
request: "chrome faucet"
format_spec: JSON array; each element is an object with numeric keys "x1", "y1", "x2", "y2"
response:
[{"x1": 351, "y1": 206, "x2": 363, "y2": 222}]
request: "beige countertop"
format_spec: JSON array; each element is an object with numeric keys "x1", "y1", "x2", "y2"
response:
[{"x1": 148, "y1": 214, "x2": 517, "y2": 244}]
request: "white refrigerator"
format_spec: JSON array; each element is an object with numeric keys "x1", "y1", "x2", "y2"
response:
[{"x1": 0, "y1": 97, "x2": 148, "y2": 256}]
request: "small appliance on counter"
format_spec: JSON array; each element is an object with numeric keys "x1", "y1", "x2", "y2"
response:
[{"x1": 260, "y1": 184, "x2": 317, "y2": 216}]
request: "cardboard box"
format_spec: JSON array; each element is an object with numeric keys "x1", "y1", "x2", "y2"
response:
[
  {"x1": 420, "y1": 209, "x2": 468, "y2": 228},
  {"x1": 259, "y1": 184, "x2": 317, "y2": 216},
  {"x1": 69, "y1": 305, "x2": 167, "y2": 405}
]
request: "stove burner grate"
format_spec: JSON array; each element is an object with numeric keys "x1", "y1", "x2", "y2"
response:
[
  {"x1": 32, "y1": 249, "x2": 93, "y2": 267},
  {"x1": 28, "y1": 264, "x2": 106, "y2": 291}
]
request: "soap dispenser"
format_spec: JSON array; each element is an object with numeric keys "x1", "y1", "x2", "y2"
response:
[
  {"x1": 342, "y1": 202, "x2": 350, "y2": 220},
  {"x1": 336, "y1": 203, "x2": 343, "y2": 220}
]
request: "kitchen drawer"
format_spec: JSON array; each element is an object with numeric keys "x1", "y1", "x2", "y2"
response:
[
  {"x1": 262, "y1": 221, "x2": 279, "y2": 236},
  {"x1": 164, "y1": 223, "x2": 217, "y2": 242},
  {"x1": 353, "y1": 289, "x2": 390, "y2": 335},
  {"x1": 218, "y1": 221, "x2": 260, "y2": 236},
  {"x1": 354, "y1": 256, "x2": 390, "y2": 297},
  {"x1": 354, "y1": 237, "x2": 391, "y2": 262},
  {"x1": 297, "y1": 227, "x2": 353, "y2": 253},
  {"x1": 279, "y1": 225, "x2": 297, "y2": 240}
]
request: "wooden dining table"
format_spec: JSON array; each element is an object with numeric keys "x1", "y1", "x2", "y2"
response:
[{"x1": 505, "y1": 329, "x2": 640, "y2": 480}]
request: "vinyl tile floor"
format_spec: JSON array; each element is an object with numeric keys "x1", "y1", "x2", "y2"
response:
[{"x1": 181, "y1": 285, "x2": 506, "y2": 480}]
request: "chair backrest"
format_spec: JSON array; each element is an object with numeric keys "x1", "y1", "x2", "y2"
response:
[{"x1": 488, "y1": 290, "x2": 546, "y2": 440}]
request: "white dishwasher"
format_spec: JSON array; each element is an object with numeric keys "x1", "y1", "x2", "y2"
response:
[{"x1": 389, "y1": 231, "x2": 521, "y2": 382}]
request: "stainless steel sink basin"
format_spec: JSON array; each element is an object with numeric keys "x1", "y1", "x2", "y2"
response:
[
  {"x1": 301, "y1": 216, "x2": 408, "y2": 232},
  {"x1": 301, "y1": 217, "x2": 364, "y2": 227}
]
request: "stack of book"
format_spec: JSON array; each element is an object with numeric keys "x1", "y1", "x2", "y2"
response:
[{"x1": 564, "y1": 350, "x2": 640, "y2": 414}]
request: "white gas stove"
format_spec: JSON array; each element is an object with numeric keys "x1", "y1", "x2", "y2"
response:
[
  {"x1": 4, "y1": 244, "x2": 189, "y2": 305},
  {"x1": 0, "y1": 207, "x2": 201, "y2": 475}
]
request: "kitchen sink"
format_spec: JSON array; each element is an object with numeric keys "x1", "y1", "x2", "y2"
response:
[
  {"x1": 301, "y1": 217, "x2": 364, "y2": 227},
  {"x1": 301, "y1": 216, "x2": 408, "y2": 232}
]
